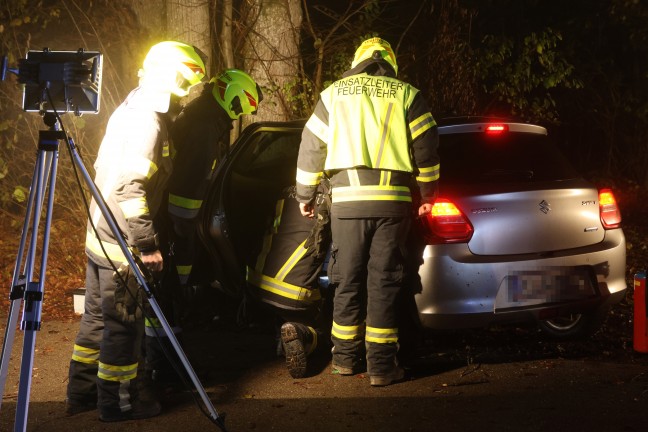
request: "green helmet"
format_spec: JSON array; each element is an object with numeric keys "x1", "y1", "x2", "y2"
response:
[
  {"x1": 351, "y1": 37, "x2": 398, "y2": 75},
  {"x1": 211, "y1": 69, "x2": 262, "y2": 119},
  {"x1": 140, "y1": 41, "x2": 206, "y2": 97}
]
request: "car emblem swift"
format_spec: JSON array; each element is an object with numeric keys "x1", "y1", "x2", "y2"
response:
[{"x1": 539, "y1": 200, "x2": 551, "y2": 214}]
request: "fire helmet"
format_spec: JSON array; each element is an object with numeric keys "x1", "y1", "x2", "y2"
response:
[
  {"x1": 351, "y1": 37, "x2": 398, "y2": 75},
  {"x1": 211, "y1": 69, "x2": 262, "y2": 119},
  {"x1": 140, "y1": 41, "x2": 206, "y2": 97}
]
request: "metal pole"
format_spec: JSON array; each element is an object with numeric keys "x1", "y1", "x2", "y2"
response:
[{"x1": 0, "y1": 149, "x2": 42, "y2": 410}]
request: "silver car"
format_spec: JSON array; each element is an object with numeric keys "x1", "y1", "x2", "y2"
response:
[{"x1": 200, "y1": 118, "x2": 626, "y2": 339}]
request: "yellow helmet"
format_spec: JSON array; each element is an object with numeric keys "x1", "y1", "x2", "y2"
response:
[
  {"x1": 351, "y1": 37, "x2": 398, "y2": 75},
  {"x1": 211, "y1": 69, "x2": 262, "y2": 119},
  {"x1": 140, "y1": 41, "x2": 206, "y2": 97}
]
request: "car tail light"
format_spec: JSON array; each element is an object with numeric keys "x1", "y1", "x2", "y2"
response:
[
  {"x1": 421, "y1": 198, "x2": 474, "y2": 244},
  {"x1": 485, "y1": 124, "x2": 509, "y2": 134},
  {"x1": 599, "y1": 188, "x2": 621, "y2": 229}
]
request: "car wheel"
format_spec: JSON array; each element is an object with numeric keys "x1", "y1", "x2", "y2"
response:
[{"x1": 538, "y1": 309, "x2": 605, "y2": 340}]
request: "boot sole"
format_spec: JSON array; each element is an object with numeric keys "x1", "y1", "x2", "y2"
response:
[{"x1": 281, "y1": 324, "x2": 307, "y2": 378}]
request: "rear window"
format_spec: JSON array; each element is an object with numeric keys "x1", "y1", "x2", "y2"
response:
[{"x1": 438, "y1": 132, "x2": 579, "y2": 185}]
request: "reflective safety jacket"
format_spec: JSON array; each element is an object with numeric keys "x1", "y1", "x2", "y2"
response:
[
  {"x1": 247, "y1": 186, "x2": 331, "y2": 311},
  {"x1": 85, "y1": 87, "x2": 173, "y2": 267},
  {"x1": 168, "y1": 84, "x2": 232, "y2": 284},
  {"x1": 296, "y1": 63, "x2": 440, "y2": 218}
]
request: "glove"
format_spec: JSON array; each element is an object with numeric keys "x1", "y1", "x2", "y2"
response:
[{"x1": 113, "y1": 263, "x2": 145, "y2": 323}]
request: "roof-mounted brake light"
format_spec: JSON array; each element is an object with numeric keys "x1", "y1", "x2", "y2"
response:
[{"x1": 485, "y1": 124, "x2": 509, "y2": 134}]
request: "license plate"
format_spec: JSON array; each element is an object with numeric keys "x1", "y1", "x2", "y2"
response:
[{"x1": 495, "y1": 266, "x2": 597, "y2": 311}]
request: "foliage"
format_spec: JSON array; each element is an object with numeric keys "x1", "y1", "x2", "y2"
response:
[{"x1": 476, "y1": 28, "x2": 582, "y2": 123}]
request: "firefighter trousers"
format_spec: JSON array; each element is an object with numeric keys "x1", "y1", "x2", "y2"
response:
[
  {"x1": 330, "y1": 215, "x2": 410, "y2": 376},
  {"x1": 67, "y1": 259, "x2": 145, "y2": 413}
]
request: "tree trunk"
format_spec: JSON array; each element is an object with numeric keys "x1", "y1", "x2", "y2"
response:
[
  {"x1": 241, "y1": 0, "x2": 303, "y2": 124},
  {"x1": 130, "y1": 0, "x2": 211, "y2": 74}
]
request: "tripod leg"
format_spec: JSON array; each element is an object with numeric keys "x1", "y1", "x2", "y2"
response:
[
  {"x1": 14, "y1": 147, "x2": 58, "y2": 432},
  {"x1": 0, "y1": 145, "x2": 49, "y2": 413}
]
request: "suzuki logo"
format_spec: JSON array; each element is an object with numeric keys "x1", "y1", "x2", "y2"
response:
[{"x1": 539, "y1": 200, "x2": 551, "y2": 214}]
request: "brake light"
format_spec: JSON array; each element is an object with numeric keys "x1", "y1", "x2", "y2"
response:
[
  {"x1": 485, "y1": 124, "x2": 508, "y2": 134},
  {"x1": 599, "y1": 188, "x2": 621, "y2": 229},
  {"x1": 422, "y1": 198, "x2": 474, "y2": 244}
]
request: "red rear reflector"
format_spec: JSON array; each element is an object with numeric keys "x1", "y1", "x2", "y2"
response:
[
  {"x1": 422, "y1": 198, "x2": 474, "y2": 244},
  {"x1": 599, "y1": 188, "x2": 621, "y2": 229},
  {"x1": 485, "y1": 124, "x2": 508, "y2": 134}
]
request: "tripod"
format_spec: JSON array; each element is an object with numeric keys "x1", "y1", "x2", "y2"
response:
[{"x1": 0, "y1": 114, "x2": 226, "y2": 431}]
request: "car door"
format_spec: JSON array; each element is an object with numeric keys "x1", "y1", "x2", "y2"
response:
[{"x1": 198, "y1": 120, "x2": 306, "y2": 298}]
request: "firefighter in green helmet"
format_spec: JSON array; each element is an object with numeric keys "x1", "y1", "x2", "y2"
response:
[
  {"x1": 295, "y1": 37, "x2": 440, "y2": 386},
  {"x1": 143, "y1": 68, "x2": 263, "y2": 389}
]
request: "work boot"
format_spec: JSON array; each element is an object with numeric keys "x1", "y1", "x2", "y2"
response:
[
  {"x1": 280, "y1": 322, "x2": 315, "y2": 378},
  {"x1": 369, "y1": 366, "x2": 405, "y2": 387},
  {"x1": 99, "y1": 399, "x2": 161, "y2": 422}
]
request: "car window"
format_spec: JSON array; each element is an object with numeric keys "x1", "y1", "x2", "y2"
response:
[
  {"x1": 233, "y1": 130, "x2": 301, "y2": 183},
  {"x1": 439, "y1": 132, "x2": 579, "y2": 185}
]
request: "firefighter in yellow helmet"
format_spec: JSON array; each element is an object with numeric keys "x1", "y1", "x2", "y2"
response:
[
  {"x1": 295, "y1": 37, "x2": 440, "y2": 386},
  {"x1": 66, "y1": 41, "x2": 206, "y2": 422},
  {"x1": 143, "y1": 68, "x2": 263, "y2": 389}
]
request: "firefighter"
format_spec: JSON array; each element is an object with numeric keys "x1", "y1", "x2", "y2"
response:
[
  {"x1": 66, "y1": 41, "x2": 206, "y2": 422},
  {"x1": 145, "y1": 69, "x2": 262, "y2": 388},
  {"x1": 246, "y1": 182, "x2": 332, "y2": 378},
  {"x1": 295, "y1": 37, "x2": 440, "y2": 386}
]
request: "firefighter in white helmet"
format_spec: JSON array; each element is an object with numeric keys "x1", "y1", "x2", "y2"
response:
[
  {"x1": 66, "y1": 41, "x2": 206, "y2": 422},
  {"x1": 295, "y1": 37, "x2": 440, "y2": 386}
]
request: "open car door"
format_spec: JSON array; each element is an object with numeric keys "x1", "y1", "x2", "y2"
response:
[{"x1": 197, "y1": 121, "x2": 306, "y2": 298}]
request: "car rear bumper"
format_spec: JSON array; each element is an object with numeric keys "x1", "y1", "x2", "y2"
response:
[{"x1": 415, "y1": 228, "x2": 627, "y2": 329}]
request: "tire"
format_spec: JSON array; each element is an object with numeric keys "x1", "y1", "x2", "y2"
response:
[{"x1": 538, "y1": 308, "x2": 606, "y2": 340}]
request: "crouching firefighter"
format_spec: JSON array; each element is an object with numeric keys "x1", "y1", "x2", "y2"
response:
[{"x1": 246, "y1": 183, "x2": 333, "y2": 378}]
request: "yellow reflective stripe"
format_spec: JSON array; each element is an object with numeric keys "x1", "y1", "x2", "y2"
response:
[
  {"x1": 97, "y1": 361, "x2": 138, "y2": 382},
  {"x1": 162, "y1": 143, "x2": 170, "y2": 158},
  {"x1": 275, "y1": 240, "x2": 308, "y2": 281},
  {"x1": 409, "y1": 112, "x2": 436, "y2": 140},
  {"x1": 71, "y1": 344, "x2": 99, "y2": 364},
  {"x1": 247, "y1": 267, "x2": 321, "y2": 302},
  {"x1": 176, "y1": 265, "x2": 192, "y2": 276},
  {"x1": 416, "y1": 163, "x2": 440, "y2": 183},
  {"x1": 124, "y1": 156, "x2": 158, "y2": 179},
  {"x1": 296, "y1": 168, "x2": 323, "y2": 187},
  {"x1": 375, "y1": 102, "x2": 394, "y2": 168},
  {"x1": 169, "y1": 193, "x2": 202, "y2": 210},
  {"x1": 333, "y1": 185, "x2": 412, "y2": 203},
  {"x1": 379, "y1": 170, "x2": 392, "y2": 186},
  {"x1": 305, "y1": 113, "x2": 329, "y2": 144},
  {"x1": 365, "y1": 326, "x2": 398, "y2": 344},
  {"x1": 331, "y1": 321, "x2": 362, "y2": 340},
  {"x1": 85, "y1": 231, "x2": 129, "y2": 263},
  {"x1": 168, "y1": 194, "x2": 203, "y2": 219},
  {"x1": 144, "y1": 318, "x2": 181, "y2": 337},
  {"x1": 119, "y1": 197, "x2": 149, "y2": 219},
  {"x1": 145, "y1": 317, "x2": 160, "y2": 328}
]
